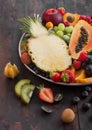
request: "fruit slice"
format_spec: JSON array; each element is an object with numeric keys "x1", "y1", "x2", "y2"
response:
[
  {"x1": 38, "y1": 87, "x2": 54, "y2": 103},
  {"x1": 63, "y1": 13, "x2": 80, "y2": 26},
  {"x1": 19, "y1": 17, "x2": 72, "y2": 72},
  {"x1": 21, "y1": 84, "x2": 35, "y2": 104},
  {"x1": 76, "y1": 77, "x2": 92, "y2": 83},
  {"x1": 15, "y1": 79, "x2": 31, "y2": 97},
  {"x1": 69, "y1": 20, "x2": 92, "y2": 59},
  {"x1": 75, "y1": 69, "x2": 86, "y2": 83}
]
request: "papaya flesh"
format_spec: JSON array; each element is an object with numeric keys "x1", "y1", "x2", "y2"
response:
[{"x1": 69, "y1": 20, "x2": 92, "y2": 59}]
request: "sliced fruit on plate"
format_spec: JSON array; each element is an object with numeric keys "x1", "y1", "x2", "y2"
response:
[
  {"x1": 63, "y1": 13, "x2": 80, "y2": 26},
  {"x1": 15, "y1": 79, "x2": 31, "y2": 97},
  {"x1": 75, "y1": 69, "x2": 86, "y2": 83},
  {"x1": 21, "y1": 84, "x2": 35, "y2": 104},
  {"x1": 18, "y1": 16, "x2": 72, "y2": 72},
  {"x1": 76, "y1": 77, "x2": 92, "y2": 83},
  {"x1": 69, "y1": 20, "x2": 92, "y2": 59}
]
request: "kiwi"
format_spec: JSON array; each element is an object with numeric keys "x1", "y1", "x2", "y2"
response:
[
  {"x1": 21, "y1": 84, "x2": 35, "y2": 104},
  {"x1": 15, "y1": 79, "x2": 31, "y2": 97}
]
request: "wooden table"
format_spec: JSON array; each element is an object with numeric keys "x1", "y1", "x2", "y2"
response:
[{"x1": 0, "y1": 0, "x2": 92, "y2": 130}]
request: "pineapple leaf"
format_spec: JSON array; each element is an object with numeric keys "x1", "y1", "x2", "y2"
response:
[{"x1": 18, "y1": 16, "x2": 48, "y2": 37}]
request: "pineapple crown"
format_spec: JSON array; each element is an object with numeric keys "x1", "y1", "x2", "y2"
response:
[{"x1": 18, "y1": 14, "x2": 42, "y2": 36}]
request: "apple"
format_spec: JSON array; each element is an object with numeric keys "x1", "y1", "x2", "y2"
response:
[{"x1": 42, "y1": 8, "x2": 63, "y2": 26}]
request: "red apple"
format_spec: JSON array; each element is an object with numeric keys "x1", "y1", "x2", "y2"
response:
[{"x1": 42, "y1": 8, "x2": 63, "y2": 26}]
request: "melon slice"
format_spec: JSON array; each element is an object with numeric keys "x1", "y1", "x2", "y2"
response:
[{"x1": 69, "y1": 20, "x2": 92, "y2": 59}]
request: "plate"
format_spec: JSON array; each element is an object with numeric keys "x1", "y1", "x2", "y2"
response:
[{"x1": 18, "y1": 33, "x2": 92, "y2": 86}]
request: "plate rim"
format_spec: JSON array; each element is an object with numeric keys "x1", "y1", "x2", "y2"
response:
[{"x1": 18, "y1": 33, "x2": 92, "y2": 86}]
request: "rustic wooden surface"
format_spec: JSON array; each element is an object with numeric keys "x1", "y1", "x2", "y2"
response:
[{"x1": 0, "y1": 0, "x2": 92, "y2": 130}]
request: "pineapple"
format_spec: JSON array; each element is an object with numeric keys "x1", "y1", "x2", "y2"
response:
[{"x1": 18, "y1": 16, "x2": 72, "y2": 72}]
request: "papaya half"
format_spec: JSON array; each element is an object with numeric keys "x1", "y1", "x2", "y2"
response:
[{"x1": 69, "y1": 20, "x2": 92, "y2": 59}]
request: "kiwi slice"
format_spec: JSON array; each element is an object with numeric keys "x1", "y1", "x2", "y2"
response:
[
  {"x1": 21, "y1": 84, "x2": 35, "y2": 104},
  {"x1": 15, "y1": 79, "x2": 31, "y2": 97}
]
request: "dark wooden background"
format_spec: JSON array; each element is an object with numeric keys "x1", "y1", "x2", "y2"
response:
[{"x1": 0, "y1": 0, "x2": 92, "y2": 130}]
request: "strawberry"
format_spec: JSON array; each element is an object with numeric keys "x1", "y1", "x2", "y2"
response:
[
  {"x1": 78, "y1": 52, "x2": 88, "y2": 62},
  {"x1": 57, "y1": 7, "x2": 65, "y2": 16},
  {"x1": 20, "y1": 52, "x2": 31, "y2": 65},
  {"x1": 50, "y1": 72, "x2": 61, "y2": 82},
  {"x1": 61, "y1": 70, "x2": 75, "y2": 83},
  {"x1": 73, "y1": 60, "x2": 81, "y2": 70},
  {"x1": 38, "y1": 86, "x2": 54, "y2": 103}
]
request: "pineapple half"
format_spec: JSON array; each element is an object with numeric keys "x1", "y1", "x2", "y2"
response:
[{"x1": 19, "y1": 16, "x2": 72, "y2": 72}]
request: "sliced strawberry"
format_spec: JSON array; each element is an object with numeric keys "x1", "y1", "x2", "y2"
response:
[
  {"x1": 20, "y1": 52, "x2": 31, "y2": 65},
  {"x1": 61, "y1": 70, "x2": 75, "y2": 83},
  {"x1": 50, "y1": 72, "x2": 61, "y2": 82},
  {"x1": 38, "y1": 87, "x2": 54, "y2": 103}
]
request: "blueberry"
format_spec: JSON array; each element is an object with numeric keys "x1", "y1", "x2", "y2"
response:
[
  {"x1": 82, "y1": 90, "x2": 89, "y2": 98},
  {"x1": 85, "y1": 64, "x2": 92, "y2": 77},
  {"x1": 85, "y1": 86, "x2": 91, "y2": 92},
  {"x1": 82, "y1": 102, "x2": 91, "y2": 111},
  {"x1": 72, "y1": 96, "x2": 80, "y2": 105}
]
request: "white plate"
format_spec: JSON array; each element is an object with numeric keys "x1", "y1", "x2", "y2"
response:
[{"x1": 18, "y1": 33, "x2": 92, "y2": 86}]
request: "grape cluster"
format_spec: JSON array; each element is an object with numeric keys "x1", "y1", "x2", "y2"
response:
[{"x1": 53, "y1": 23, "x2": 74, "y2": 44}]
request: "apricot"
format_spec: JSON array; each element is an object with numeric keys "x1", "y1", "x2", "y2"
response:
[{"x1": 61, "y1": 108, "x2": 75, "y2": 123}]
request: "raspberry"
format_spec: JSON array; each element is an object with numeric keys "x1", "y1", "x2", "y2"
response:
[
  {"x1": 73, "y1": 60, "x2": 81, "y2": 70},
  {"x1": 63, "y1": 21, "x2": 70, "y2": 27},
  {"x1": 78, "y1": 52, "x2": 88, "y2": 62}
]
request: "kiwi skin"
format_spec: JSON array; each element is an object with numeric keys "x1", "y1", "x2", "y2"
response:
[
  {"x1": 15, "y1": 79, "x2": 31, "y2": 97},
  {"x1": 21, "y1": 84, "x2": 35, "y2": 104}
]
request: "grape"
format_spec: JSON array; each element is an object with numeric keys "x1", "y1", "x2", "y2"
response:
[
  {"x1": 56, "y1": 30, "x2": 64, "y2": 38},
  {"x1": 63, "y1": 35, "x2": 70, "y2": 42},
  {"x1": 53, "y1": 26, "x2": 58, "y2": 32},
  {"x1": 65, "y1": 26, "x2": 74, "y2": 33},
  {"x1": 57, "y1": 23, "x2": 65, "y2": 31}
]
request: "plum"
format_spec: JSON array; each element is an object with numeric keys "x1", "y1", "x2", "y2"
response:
[{"x1": 42, "y1": 8, "x2": 63, "y2": 26}]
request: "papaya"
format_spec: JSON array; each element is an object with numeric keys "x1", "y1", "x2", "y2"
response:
[
  {"x1": 69, "y1": 20, "x2": 92, "y2": 59},
  {"x1": 63, "y1": 13, "x2": 80, "y2": 26}
]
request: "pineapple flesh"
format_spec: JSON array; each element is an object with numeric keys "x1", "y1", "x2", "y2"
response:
[{"x1": 19, "y1": 16, "x2": 72, "y2": 72}]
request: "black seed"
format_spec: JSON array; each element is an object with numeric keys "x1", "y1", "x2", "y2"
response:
[
  {"x1": 82, "y1": 90, "x2": 89, "y2": 98},
  {"x1": 85, "y1": 86, "x2": 91, "y2": 92},
  {"x1": 54, "y1": 93, "x2": 63, "y2": 102},
  {"x1": 75, "y1": 27, "x2": 88, "y2": 53},
  {"x1": 41, "y1": 106, "x2": 52, "y2": 113},
  {"x1": 72, "y1": 96, "x2": 80, "y2": 105},
  {"x1": 82, "y1": 102, "x2": 91, "y2": 111}
]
